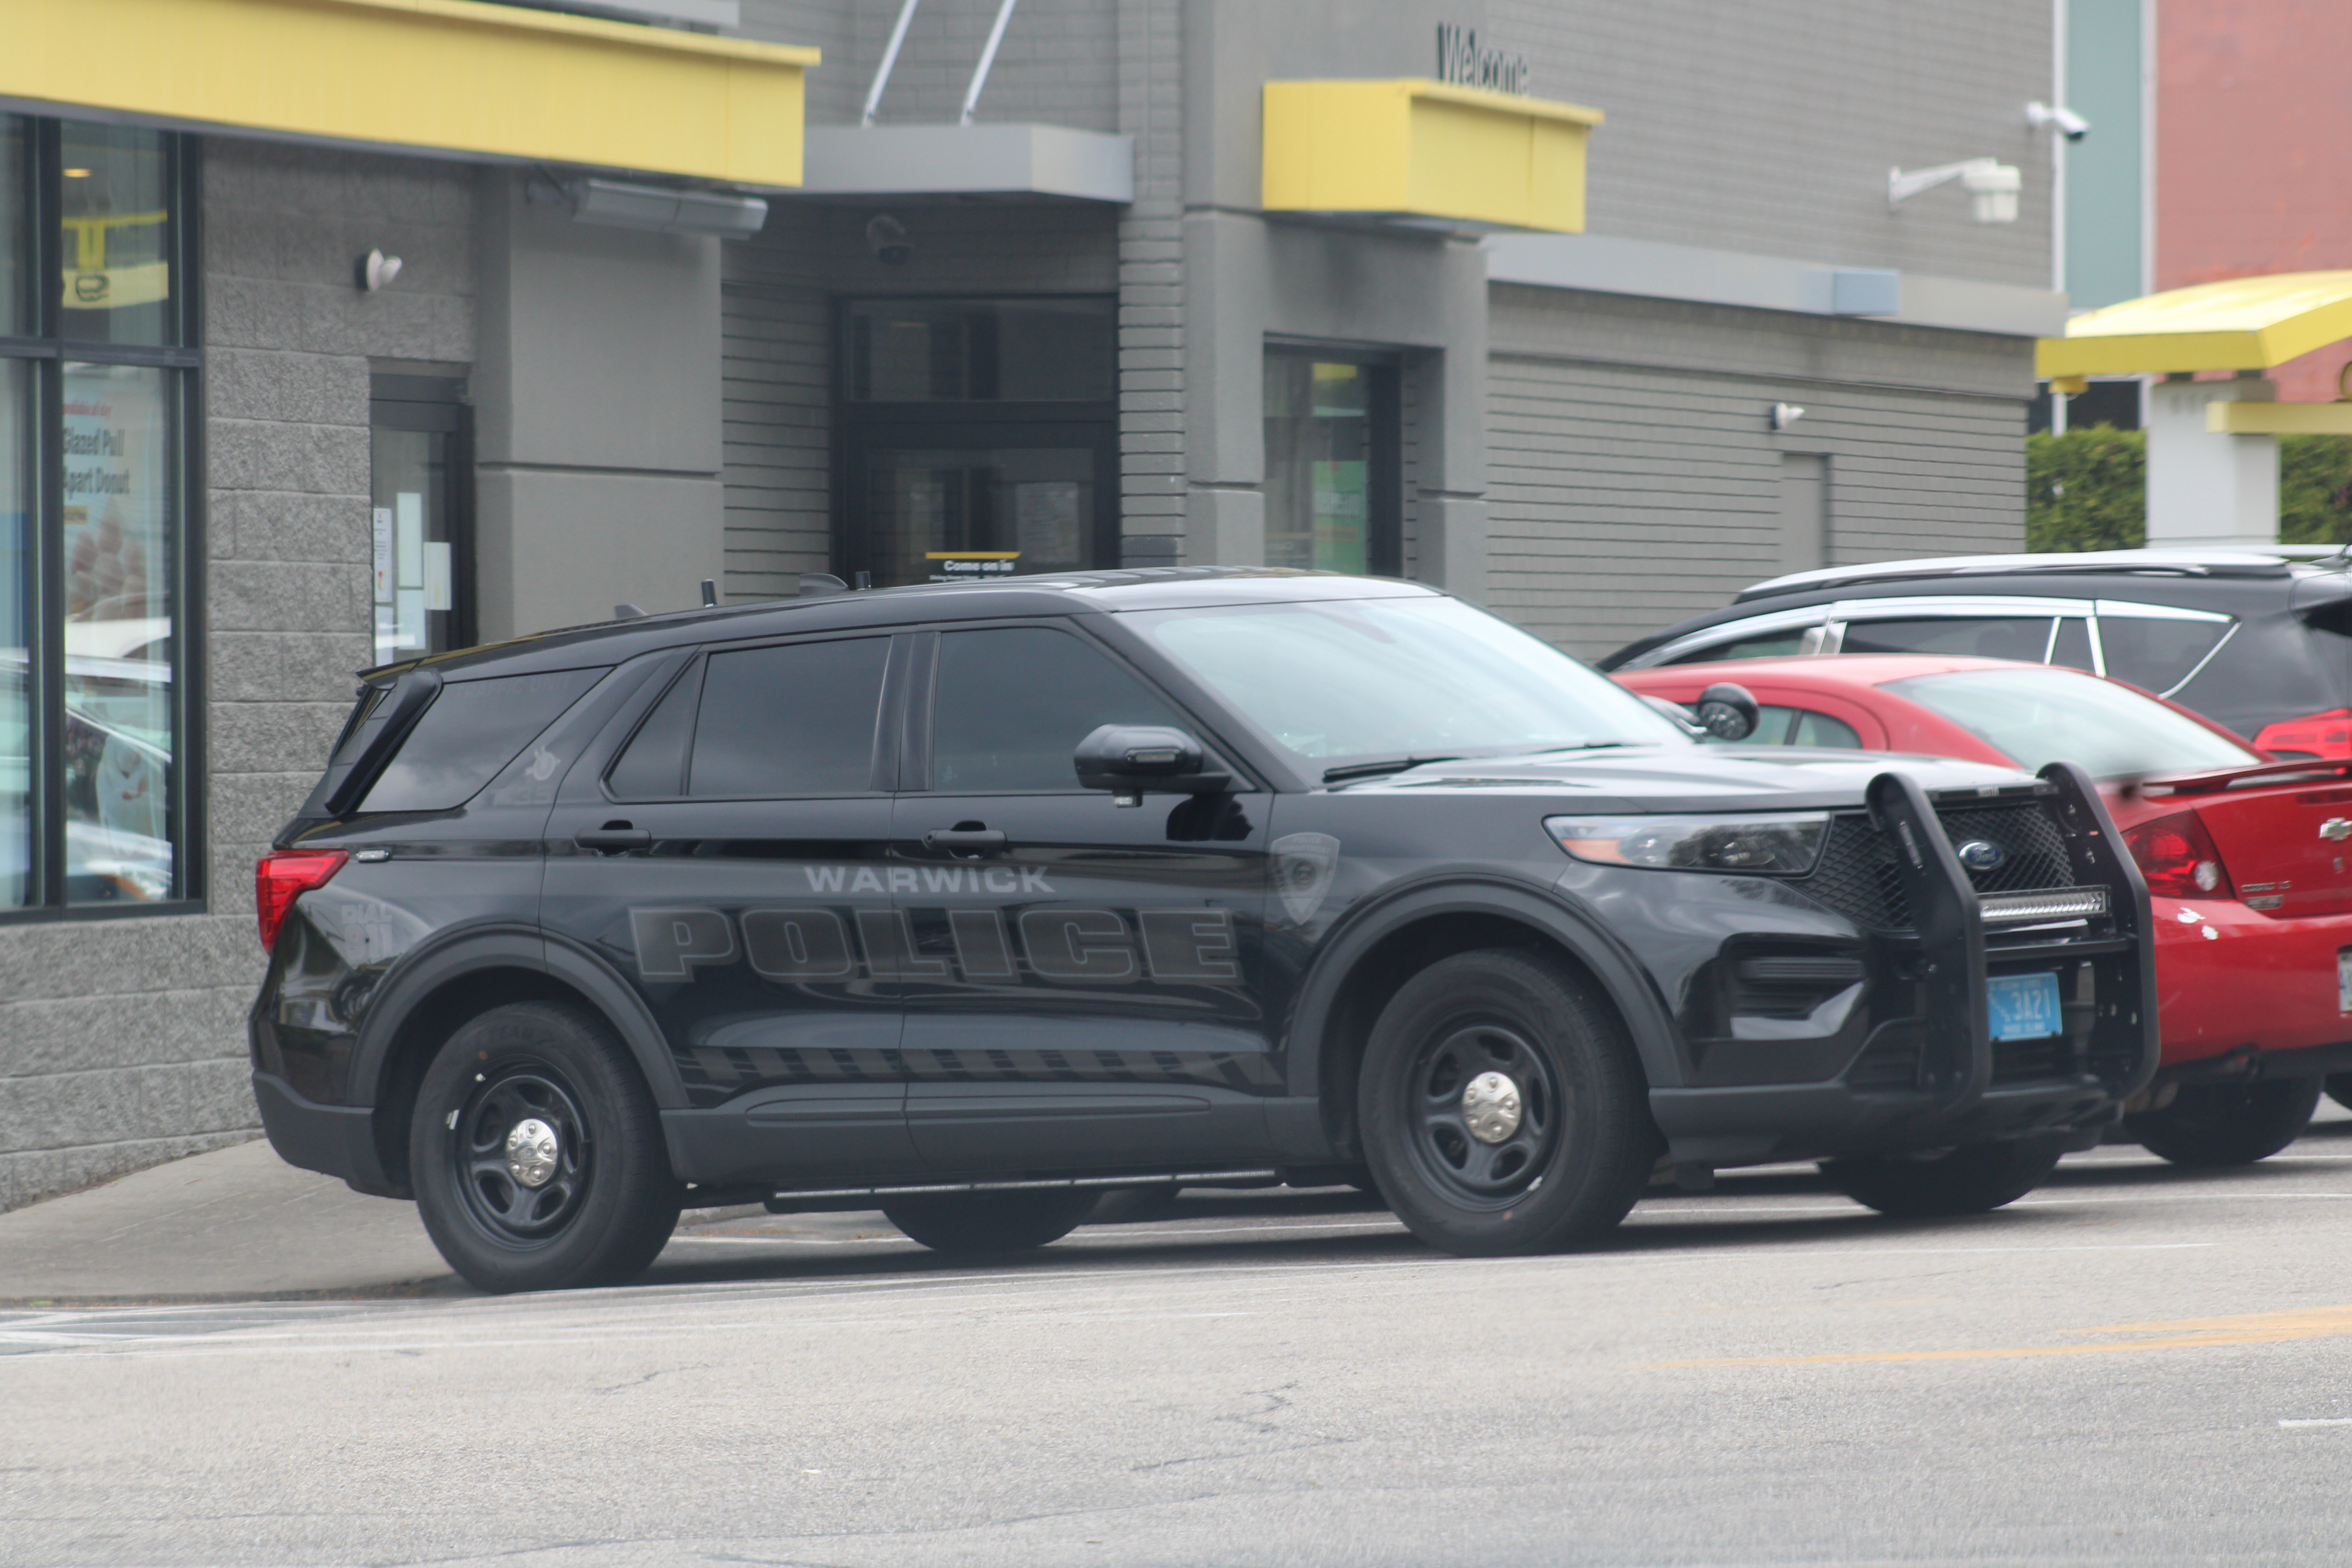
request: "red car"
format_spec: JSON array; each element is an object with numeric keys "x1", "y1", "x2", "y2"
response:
[{"x1": 1617, "y1": 654, "x2": 2352, "y2": 1165}]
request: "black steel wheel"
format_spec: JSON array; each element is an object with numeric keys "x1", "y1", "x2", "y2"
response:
[
  {"x1": 1821, "y1": 1134, "x2": 2068, "y2": 1218},
  {"x1": 411, "y1": 1001, "x2": 681, "y2": 1293},
  {"x1": 1403, "y1": 1020, "x2": 1561, "y2": 1207},
  {"x1": 2125, "y1": 1076, "x2": 2322, "y2": 1167},
  {"x1": 883, "y1": 1189, "x2": 1098, "y2": 1254},
  {"x1": 1360, "y1": 948, "x2": 1656, "y2": 1257}
]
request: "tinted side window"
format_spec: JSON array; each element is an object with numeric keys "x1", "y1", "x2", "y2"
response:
[
  {"x1": 2096, "y1": 615, "x2": 2232, "y2": 694},
  {"x1": 606, "y1": 661, "x2": 704, "y2": 799},
  {"x1": 1664, "y1": 628, "x2": 1810, "y2": 664},
  {"x1": 687, "y1": 638, "x2": 890, "y2": 799},
  {"x1": 932, "y1": 626, "x2": 1185, "y2": 792},
  {"x1": 362, "y1": 668, "x2": 605, "y2": 813},
  {"x1": 1840, "y1": 616, "x2": 2052, "y2": 661}
]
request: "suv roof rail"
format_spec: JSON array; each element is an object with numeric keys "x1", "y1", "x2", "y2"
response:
[{"x1": 1733, "y1": 546, "x2": 2348, "y2": 602}]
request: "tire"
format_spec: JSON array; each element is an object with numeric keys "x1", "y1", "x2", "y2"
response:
[
  {"x1": 1088, "y1": 1184, "x2": 1182, "y2": 1224},
  {"x1": 2124, "y1": 1076, "x2": 2323, "y2": 1167},
  {"x1": 883, "y1": 1190, "x2": 1099, "y2": 1254},
  {"x1": 410, "y1": 1000, "x2": 681, "y2": 1294},
  {"x1": 1822, "y1": 1135, "x2": 2068, "y2": 1218},
  {"x1": 1358, "y1": 948, "x2": 1657, "y2": 1257},
  {"x1": 2326, "y1": 1073, "x2": 2352, "y2": 1113}
]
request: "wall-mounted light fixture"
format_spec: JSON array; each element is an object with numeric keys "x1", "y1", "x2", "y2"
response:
[
  {"x1": 1771, "y1": 402, "x2": 1806, "y2": 432},
  {"x1": 526, "y1": 173, "x2": 769, "y2": 240},
  {"x1": 355, "y1": 248, "x2": 403, "y2": 291},
  {"x1": 1888, "y1": 158, "x2": 2021, "y2": 224}
]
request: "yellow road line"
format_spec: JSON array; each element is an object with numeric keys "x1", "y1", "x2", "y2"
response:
[{"x1": 1641, "y1": 1303, "x2": 2352, "y2": 1368}]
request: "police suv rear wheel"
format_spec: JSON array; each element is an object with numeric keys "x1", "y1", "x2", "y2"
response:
[
  {"x1": 1361, "y1": 948, "x2": 1656, "y2": 1256},
  {"x1": 883, "y1": 1190, "x2": 1099, "y2": 1254},
  {"x1": 1821, "y1": 1134, "x2": 2067, "y2": 1218},
  {"x1": 2125, "y1": 1076, "x2": 2322, "y2": 1167},
  {"x1": 411, "y1": 1001, "x2": 681, "y2": 1294}
]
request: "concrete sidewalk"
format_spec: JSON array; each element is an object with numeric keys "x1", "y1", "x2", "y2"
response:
[
  {"x1": 0, "y1": 1136, "x2": 923, "y2": 1305},
  {"x1": 0, "y1": 1137, "x2": 459, "y2": 1304}
]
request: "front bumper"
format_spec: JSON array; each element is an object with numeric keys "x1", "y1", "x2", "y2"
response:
[{"x1": 1651, "y1": 765, "x2": 2158, "y2": 1167}]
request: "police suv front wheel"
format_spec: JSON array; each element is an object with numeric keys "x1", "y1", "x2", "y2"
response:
[
  {"x1": 411, "y1": 1001, "x2": 682, "y2": 1294},
  {"x1": 1360, "y1": 949, "x2": 1658, "y2": 1256}
]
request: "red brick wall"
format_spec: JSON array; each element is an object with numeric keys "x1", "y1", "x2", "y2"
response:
[{"x1": 2159, "y1": 0, "x2": 2352, "y2": 400}]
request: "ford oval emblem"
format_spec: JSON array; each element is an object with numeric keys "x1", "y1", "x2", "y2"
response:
[{"x1": 1956, "y1": 839, "x2": 2006, "y2": 872}]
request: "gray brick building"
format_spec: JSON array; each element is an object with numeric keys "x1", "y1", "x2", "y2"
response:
[{"x1": 2, "y1": 0, "x2": 2067, "y2": 1207}]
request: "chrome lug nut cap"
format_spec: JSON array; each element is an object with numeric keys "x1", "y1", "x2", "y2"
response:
[
  {"x1": 505, "y1": 1118, "x2": 561, "y2": 1188},
  {"x1": 1462, "y1": 1071, "x2": 1523, "y2": 1144}
]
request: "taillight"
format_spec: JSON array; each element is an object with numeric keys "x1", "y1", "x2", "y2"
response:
[
  {"x1": 256, "y1": 849, "x2": 348, "y2": 953},
  {"x1": 2253, "y1": 708, "x2": 2352, "y2": 760},
  {"x1": 2122, "y1": 811, "x2": 2234, "y2": 899}
]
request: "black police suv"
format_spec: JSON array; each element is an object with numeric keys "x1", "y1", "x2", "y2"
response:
[
  {"x1": 1601, "y1": 547, "x2": 2352, "y2": 756},
  {"x1": 251, "y1": 570, "x2": 2158, "y2": 1293}
]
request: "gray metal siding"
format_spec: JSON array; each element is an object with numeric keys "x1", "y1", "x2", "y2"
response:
[{"x1": 1485, "y1": 288, "x2": 2029, "y2": 661}]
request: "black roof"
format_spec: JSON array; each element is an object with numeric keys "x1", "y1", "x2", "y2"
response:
[{"x1": 368, "y1": 568, "x2": 1443, "y2": 682}]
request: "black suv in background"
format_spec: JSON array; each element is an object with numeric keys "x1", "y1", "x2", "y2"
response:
[
  {"x1": 1602, "y1": 548, "x2": 2352, "y2": 755},
  {"x1": 252, "y1": 570, "x2": 2157, "y2": 1293}
]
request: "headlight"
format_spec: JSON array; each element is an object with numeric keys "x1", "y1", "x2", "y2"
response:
[{"x1": 1545, "y1": 813, "x2": 1829, "y2": 875}]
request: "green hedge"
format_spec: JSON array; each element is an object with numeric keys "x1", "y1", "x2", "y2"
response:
[{"x1": 2024, "y1": 426, "x2": 2352, "y2": 550}]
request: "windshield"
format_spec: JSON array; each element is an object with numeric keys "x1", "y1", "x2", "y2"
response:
[
  {"x1": 1886, "y1": 668, "x2": 2263, "y2": 778},
  {"x1": 1126, "y1": 595, "x2": 1687, "y2": 771}
]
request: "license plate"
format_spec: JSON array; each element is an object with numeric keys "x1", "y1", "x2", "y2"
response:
[
  {"x1": 1987, "y1": 972, "x2": 2063, "y2": 1042},
  {"x1": 2339, "y1": 948, "x2": 2352, "y2": 1014}
]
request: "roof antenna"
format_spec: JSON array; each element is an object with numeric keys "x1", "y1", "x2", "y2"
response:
[
  {"x1": 613, "y1": 603, "x2": 646, "y2": 620},
  {"x1": 800, "y1": 573, "x2": 850, "y2": 597},
  {"x1": 700, "y1": 579, "x2": 719, "y2": 608}
]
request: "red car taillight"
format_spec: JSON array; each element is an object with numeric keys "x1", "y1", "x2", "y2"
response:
[
  {"x1": 2253, "y1": 708, "x2": 2352, "y2": 760},
  {"x1": 256, "y1": 849, "x2": 348, "y2": 953},
  {"x1": 2123, "y1": 811, "x2": 2234, "y2": 899}
]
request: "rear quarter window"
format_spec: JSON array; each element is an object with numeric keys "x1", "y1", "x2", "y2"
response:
[{"x1": 361, "y1": 668, "x2": 606, "y2": 813}]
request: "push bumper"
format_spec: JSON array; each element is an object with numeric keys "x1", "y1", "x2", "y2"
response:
[{"x1": 1655, "y1": 764, "x2": 2160, "y2": 1167}]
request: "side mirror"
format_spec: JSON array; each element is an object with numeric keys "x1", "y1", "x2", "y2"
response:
[
  {"x1": 1693, "y1": 682, "x2": 1761, "y2": 742},
  {"x1": 1074, "y1": 724, "x2": 1231, "y2": 803}
]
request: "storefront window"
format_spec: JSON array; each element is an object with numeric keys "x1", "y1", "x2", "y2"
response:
[
  {"x1": 838, "y1": 296, "x2": 1117, "y2": 588},
  {"x1": 846, "y1": 298, "x2": 1114, "y2": 403},
  {"x1": 0, "y1": 116, "x2": 195, "y2": 915},
  {"x1": 1263, "y1": 351, "x2": 1401, "y2": 576},
  {"x1": 58, "y1": 123, "x2": 178, "y2": 348}
]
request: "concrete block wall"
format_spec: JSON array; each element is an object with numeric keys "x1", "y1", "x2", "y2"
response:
[
  {"x1": 1116, "y1": 0, "x2": 1186, "y2": 566},
  {"x1": 0, "y1": 140, "x2": 474, "y2": 1211},
  {"x1": 1485, "y1": 286, "x2": 2029, "y2": 662}
]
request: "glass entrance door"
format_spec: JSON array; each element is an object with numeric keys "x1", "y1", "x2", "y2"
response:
[{"x1": 846, "y1": 425, "x2": 1113, "y2": 588}]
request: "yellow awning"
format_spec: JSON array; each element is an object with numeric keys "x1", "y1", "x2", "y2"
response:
[
  {"x1": 1261, "y1": 79, "x2": 1602, "y2": 233},
  {"x1": 5, "y1": 0, "x2": 817, "y2": 189},
  {"x1": 2038, "y1": 271, "x2": 2352, "y2": 379}
]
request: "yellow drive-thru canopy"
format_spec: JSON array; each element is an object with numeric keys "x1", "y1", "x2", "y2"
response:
[
  {"x1": 2038, "y1": 271, "x2": 2352, "y2": 382},
  {"x1": 5, "y1": 0, "x2": 817, "y2": 189}
]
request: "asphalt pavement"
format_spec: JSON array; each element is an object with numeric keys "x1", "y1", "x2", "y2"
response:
[{"x1": 11, "y1": 1110, "x2": 2352, "y2": 1565}]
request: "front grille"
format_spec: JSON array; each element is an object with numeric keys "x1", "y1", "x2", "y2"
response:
[{"x1": 1793, "y1": 799, "x2": 2075, "y2": 933}]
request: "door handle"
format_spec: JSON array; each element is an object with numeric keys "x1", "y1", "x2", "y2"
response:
[
  {"x1": 923, "y1": 828, "x2": 1008, "y2": 854},
  {"x1": 575, "y1": 823, "x2": 652, "y2": 852}
]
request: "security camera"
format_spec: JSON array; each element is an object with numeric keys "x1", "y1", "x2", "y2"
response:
[
  {"x1": 2028, "y1": 102, "x2": 2090, "y2": 142},
  {"x1": 865, "y1": 213, "x2": 912, "y2": 266}
]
